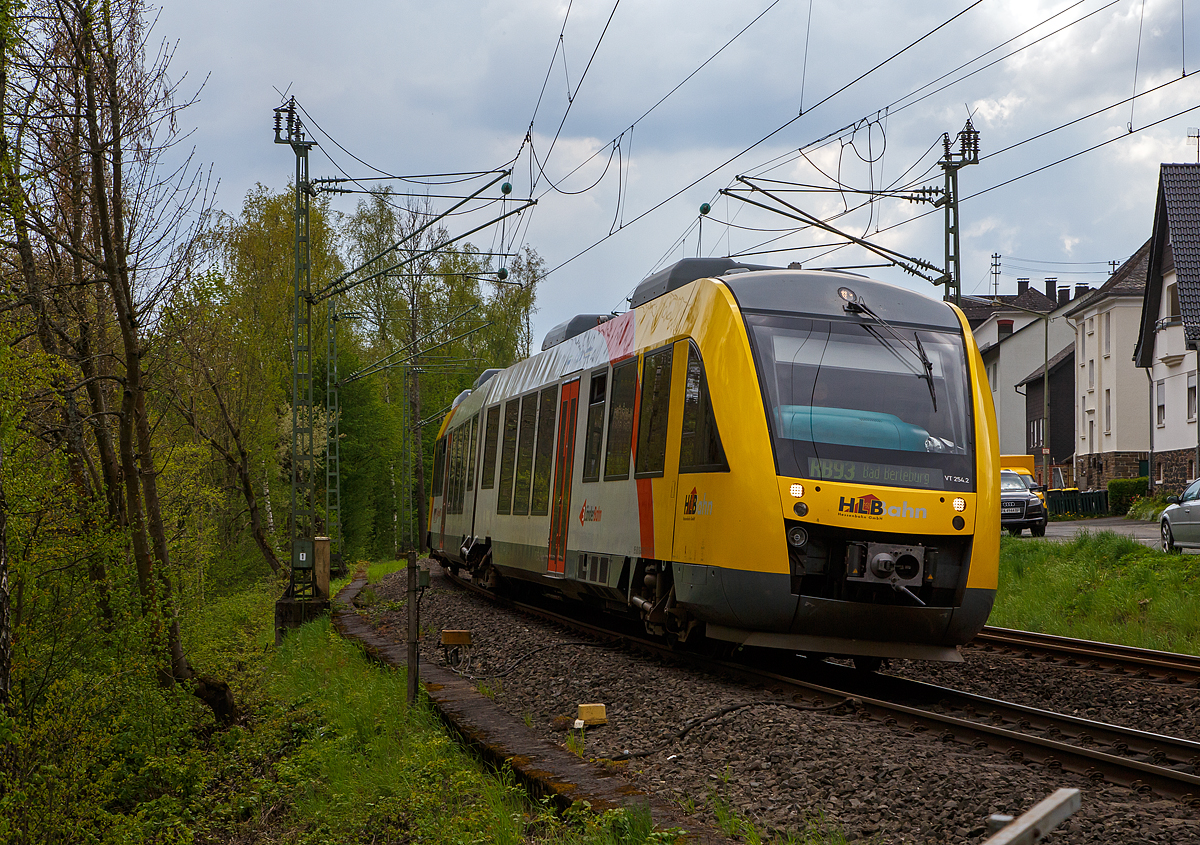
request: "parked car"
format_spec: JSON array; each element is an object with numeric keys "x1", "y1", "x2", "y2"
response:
[
  {"x1": 1000, "y1": 469, "x2": 1047, "y2": 536},
  {"x1": 1160, "y1": 479, "x2": 1200, "y2": 553}
]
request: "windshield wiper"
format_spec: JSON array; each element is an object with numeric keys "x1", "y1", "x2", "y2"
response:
[{"x1": 847, "y1": 296, "x2": 937, "y2": 412}]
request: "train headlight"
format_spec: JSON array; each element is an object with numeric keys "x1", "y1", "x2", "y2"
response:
[
  {"x1": 790, "y1": 483, "x2": 804, "y2": 498},
  {"x1": 838, "y1": 286, "x2": 859, "y2": 304},
  {"x1": 793, "y1": 502, "x2": 808, "y2": 517},
  {"x1": 952, "y1": 497, "x2": 966, "y2": 512}
]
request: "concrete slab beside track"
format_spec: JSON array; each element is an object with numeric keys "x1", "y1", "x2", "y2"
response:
[{"x1": 331, "y1": 575, "x2": 734, "y2": 844}]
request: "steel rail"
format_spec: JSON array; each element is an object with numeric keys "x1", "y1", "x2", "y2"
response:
[
  {"x1": 973, "y1": 626, "x2": 1200, "y2": 686},
  {"x1": 441, "y1": 569, "x2": 1200, "y2": 804}
]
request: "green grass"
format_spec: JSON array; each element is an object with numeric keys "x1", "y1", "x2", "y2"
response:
[
  {"x1": 181, "y1": 575, "x2": 689, "y2": 844},
  {"x1": 991, "y1": 531, "x2": 1200, "y2": 654}
]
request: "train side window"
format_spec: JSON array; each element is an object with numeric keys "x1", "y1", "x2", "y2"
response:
[
  {"x1": 481, "y1": 405, "x2": 500, "y2": 489},
  {"x1": 454, "y1": 426, "x2": 466, "y2": 512},
  {"x1": 446, "y1": 430, "x2": 458, "y2": 514},
  {"x1": 496, "y1": 399, "x2": 520, "y2": 514},
  {"x1": 466, "y1": 414, "x2": 479, "y2": 492},
  {"x1": 582, "y1": 370, "x2": 607, "y2": 482},
  {"x1": 432, "y1": 436, "x2": 447, "y2": 499},
  {"x1": 635, "y1": 346, "x2": 673, "y2": 478},
  {"x1": 512, "y1": 393, "x2": 538, "y2": 515},
  {"x1": 680, "y1": 342, "x2": 729, "y2": 473},
  {"x1": 531, "y1": 386, "x2": 558, "y2": 515},
  {"x1": 604, "y1": 359, "x2": 638, "y2": 480}
]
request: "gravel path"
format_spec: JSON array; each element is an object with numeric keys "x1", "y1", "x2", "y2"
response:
[{"x1": 363, "y1": 565, "x2": 1200, "y2": 844}]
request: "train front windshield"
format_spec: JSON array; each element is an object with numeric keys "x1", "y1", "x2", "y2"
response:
[{"x1": 746, "y1": 313, "x2": 976, "y2": 493}]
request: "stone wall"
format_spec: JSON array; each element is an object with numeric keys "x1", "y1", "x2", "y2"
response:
[
  {"x1": 1076, "y1": 450, "x2": 1149, "y2": 491},
  {"x1": 1151, "y1": 447, "x2": 1196, "y2": 495}
]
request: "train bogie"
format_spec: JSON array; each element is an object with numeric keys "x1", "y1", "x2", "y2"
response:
[{"x1": 428, "y1": 258, "x2": 999, "y2": 662}]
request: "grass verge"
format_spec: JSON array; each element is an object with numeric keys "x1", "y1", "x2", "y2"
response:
[
  {"x1": 992, "y1": 531, "x2": 1200, "y2": 654},
  {"x1": 182, "y1": 575, "x2": 688, "y2": 844}
]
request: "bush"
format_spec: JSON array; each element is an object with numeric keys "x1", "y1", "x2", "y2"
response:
[{"x1": 1108, "y1": 476, "x2": 1148, "y2": 515}]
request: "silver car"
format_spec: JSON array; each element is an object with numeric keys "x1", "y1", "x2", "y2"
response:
[{"x1": 1160, "y1": 479, "x2": 1200, "y2": 552}]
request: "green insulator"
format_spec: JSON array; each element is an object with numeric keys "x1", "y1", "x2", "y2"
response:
[
  {"x1": 699, "y1": 202, "x2": 711, "y2": 215},
  {"x1": 497, "y1": 267, "x2": 509, "y2": 281},
  {"x1": 501, "y1": 182, "x2": 513, "y2": 195}
]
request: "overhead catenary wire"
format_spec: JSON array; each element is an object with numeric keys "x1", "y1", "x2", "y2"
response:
[{"x1": 551, "y1": 1, "x2": 985, "y2": 290}]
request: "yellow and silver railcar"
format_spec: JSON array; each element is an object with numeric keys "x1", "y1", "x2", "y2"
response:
[{"x1": 428, "y1": 258, "x2": 999, "y2": 662}]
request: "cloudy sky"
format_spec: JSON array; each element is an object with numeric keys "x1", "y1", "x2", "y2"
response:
[{"x1": 157, "y1": 0, "x2": 1200, "y2": 341}]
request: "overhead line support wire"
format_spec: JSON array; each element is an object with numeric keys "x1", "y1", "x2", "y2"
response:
[
  {"x1": 323, "y1": 170, "x2": 512, "y2": 293},
  {"x1": 723, "y1": 177, "x2": 946, "y2": 284},
  {"x1": 315, "y1": 199, "x2": 536, "y2": 303},
  {"x1": 347, "y1": 304, "x2": 482, "y2": 380},
  {"x1": 345, "y1": 321, "x2": 493, "y2": 385}
]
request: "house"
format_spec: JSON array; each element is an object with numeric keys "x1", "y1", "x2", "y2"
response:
[
  {"x1": 1063, "y1": 239, "x2": 1152, "y2": 491},
  {"x1": 1016, "y1": 343, "x2": 1075, "y2": 487},
  {"x1": 968, "y1": 282, "x2": 1079, "y2": 458},
  {"x1": 1134, "y1": 164, "x2": 1200, "y2": 493}
]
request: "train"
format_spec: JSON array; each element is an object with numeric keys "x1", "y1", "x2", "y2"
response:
[{"x1": 426, "y1": 257, "x2": 1000, "y2": 664}]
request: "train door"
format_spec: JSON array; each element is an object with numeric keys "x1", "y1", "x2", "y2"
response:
[{"x1": 548, "y1": 379, "x2": 581, "y2": 574}]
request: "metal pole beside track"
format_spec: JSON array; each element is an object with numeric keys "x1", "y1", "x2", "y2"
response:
[{"x1": 407, "y1": 549, "x2": 419, "y2": 705}]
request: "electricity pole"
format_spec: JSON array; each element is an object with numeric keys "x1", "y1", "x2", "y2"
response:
[
  {"x1": 940, "y1": 120, "x2": 979, "y2": 306},
  {"x1": 274, "y1": 97, "x2": 320, "y2": 601}
]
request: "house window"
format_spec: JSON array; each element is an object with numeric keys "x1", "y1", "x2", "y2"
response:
[
  {"x1": 1157, "y1": 380, "x2": 1166, "y2": 427},
  {"x1": 1103, "y1": 311, "x2": 1111, "y2": 356},
  {"x1": 1191, "y1": 459, "x2": 1196, "y2": 481},
  {"x1": 1158, "y1": 460, "x2": 1164, "y2": 482},
  {"x1": 1105, "y1": 389, "x2": 1111, "y2": 434},
  {"x1": 1080, "y1": 396, "x2": 1087, "y2": 439},
  {"x1": 1088, "y1": 419, "x2": 1094, "y2": 453},
  {"x1": 1189, "y1": 372, "x2": 1197, "y2": 421},
  {"x1": 1088, "y1": 359, "x2": 1094, "y2": 391},
  {"x1": 988, "y1": 362, "x2": 997, "y2": 392},
  {"x1": 1087, "y1": 317, "x2": 1094, "y2": 335}
]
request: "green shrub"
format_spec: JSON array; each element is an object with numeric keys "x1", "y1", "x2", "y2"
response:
[
  {"x1": 1108, "y1": 476, "x2": 1148, "y2": 515},
  {"x1": 1127, "y1": 493, "x2": 1171, "y2": 521}
]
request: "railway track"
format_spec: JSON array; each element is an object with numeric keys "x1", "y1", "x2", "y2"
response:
[
  {"x1": 972, "y1": 626, "x2": 1200, "y2": 686},
  {"x1": 444, "y1": 570, "x2": 1200, "y2": 805}
]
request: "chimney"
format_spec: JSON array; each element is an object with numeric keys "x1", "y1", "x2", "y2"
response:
[
  {"x1": 1017, "y1": 278, "x2": 1029, "y2": 296},
  {"x1": 1074, "y1": 283, "x2": 1089, "y2": 300},
  {"x1": 998, "y1": 319, "x2": 1014, "y2": 339},
  {"x1": 1045, "y1": 277, "x2": 1058, "y2": 300},
  {"x1": 1057, "y1": 286, "x2": 1069, "y2": 307}
]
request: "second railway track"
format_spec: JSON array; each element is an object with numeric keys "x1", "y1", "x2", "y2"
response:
[
  {"x1": 445, "y1": 569, "x2": 1200, "y2": 805},
  {"x1": 971, "y1": 626, "x2": 1200, "y2": 686}
]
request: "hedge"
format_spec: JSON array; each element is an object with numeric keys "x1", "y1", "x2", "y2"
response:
[{"x1": 1108, "y1": 476, "x2": 1148, "y2": 516}]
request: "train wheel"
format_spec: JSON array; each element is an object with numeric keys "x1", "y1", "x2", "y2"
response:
[{"x1": 853, "y1": 656, "x2": 884, "y2": 673}]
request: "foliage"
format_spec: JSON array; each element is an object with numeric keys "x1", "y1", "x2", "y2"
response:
[
  {"x1": 1107, "y1": 476, "x2": 1148, "y2": 516},
  {"x1": 992, "y1": 531, "x2": 1200, "y2": 654},
  {"x1": 1126, "y1": 493, "x2": 1171, "y2": 521}
]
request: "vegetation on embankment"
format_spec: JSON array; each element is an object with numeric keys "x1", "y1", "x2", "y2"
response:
[
  {"x1": 1, "y1": 572, "x2": 680, "y2": 844},
  {"x1": 991, "y1": 532, "x2": 1200, "y2": 655}
]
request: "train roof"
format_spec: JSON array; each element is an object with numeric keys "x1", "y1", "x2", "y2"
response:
[
  {"x1": 630, "y1": 257, "x2": 777, "y2": 308},
  {"x1": 722, "y1": 269, "x2": 962, "y2": 330},
  {"x1": 540, "y1": 314, "x2": 614, "y2": 351}
]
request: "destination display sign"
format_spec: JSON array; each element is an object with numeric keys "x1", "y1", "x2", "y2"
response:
[{"x1": 805, "y1": 457, "x2": 944, "y2": 490}]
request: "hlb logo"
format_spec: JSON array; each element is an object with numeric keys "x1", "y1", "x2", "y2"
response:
[
  {"x1": 683, "y1": 487, "x2": 712, "y2": 517},
  {"x1": 839, "y1": 494, "x2": 884, "y2": 515},
  {"x1": 838, "y1": 493, "x2": 926, "y2": 520}
]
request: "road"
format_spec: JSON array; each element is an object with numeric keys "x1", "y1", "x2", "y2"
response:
[{"x1": 1016, "y1": 515, "x2": 1162, "y2": 547}]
